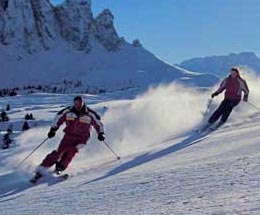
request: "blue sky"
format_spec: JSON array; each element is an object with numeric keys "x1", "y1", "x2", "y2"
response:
[{"x1": 51, "y1": 0, "x2": 260, "y2": 64}]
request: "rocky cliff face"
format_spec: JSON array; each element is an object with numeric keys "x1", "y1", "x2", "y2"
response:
[
  {"x1": 95, "y1": 9, "x2": 124, "y2": 51},
  {"x1": 0, "y1": 0, "x2": 58, "y2": 52},
  {"x1": 0, "y1": 0, "x2": 123, "y2": 53},
  {"x1": 54, "y1": 0, "x2": 94, "y2": 51}
]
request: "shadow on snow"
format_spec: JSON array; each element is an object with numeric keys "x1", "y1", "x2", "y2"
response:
[
  {"x1": 83, "y1": 131, "x2": 212, "y2": 185},
  {"x1": 0, "y1": 171, "x2": 66, "y2": 201},
  {"x1": 0, "y1": 130, "x2": 214, "y2": 199}
]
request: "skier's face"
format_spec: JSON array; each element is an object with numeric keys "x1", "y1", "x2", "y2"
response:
[
  {"x1": 230, "y1": 70, "x2": 238, "y2": 78},
  {"x1": 74, "y1": 100, "x2": 83, "y2": 111}
]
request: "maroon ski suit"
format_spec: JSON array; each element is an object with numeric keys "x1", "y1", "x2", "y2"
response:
[
  {"x1": 208, "y1": 75, "x2": 249, "y2": 124},
  {"x1": 41, "y1": 105, "x2": 104, "y2": 171}
]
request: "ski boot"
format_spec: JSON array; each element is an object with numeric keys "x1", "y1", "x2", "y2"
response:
[
  {"x1": 54, "y1": 167, "x2": 63, "y2": 175},
  {"x1": 30, "y1": 172, "x2": 43, "y2": 184}
]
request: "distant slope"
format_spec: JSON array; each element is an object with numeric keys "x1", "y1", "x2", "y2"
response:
[
  {"x1": 179, "y1": 52, "x2": 260, "y2": 77},
  {"x1": 0, "y1": 42, "x2": 219, "y2": 90}
]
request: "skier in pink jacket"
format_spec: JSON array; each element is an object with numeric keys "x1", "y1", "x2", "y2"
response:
[{"x1": 208, "y1": 67, "x2": 249, "y2": 127}]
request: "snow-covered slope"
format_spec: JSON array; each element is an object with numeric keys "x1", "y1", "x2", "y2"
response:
[
  {"x1": 179, "y1": 52, "x2": 260, "y2": 77},
  {"x1": 0, "y1": 42, "x2": 219, "y2": 90},
  {"x1": 1, "y1": 70, "x2": 260, "y2": 214},
  {"x1": 0, "y1": 0, "x2": 218, "y2": 90}
]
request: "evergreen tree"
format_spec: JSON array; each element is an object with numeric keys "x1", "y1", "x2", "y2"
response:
[
  {"x1": 6, "y1": 104, "x2": 10, "y2": 111},
  {"x1": 22, "y1": 121, "x2": 30, "y2": 131}
]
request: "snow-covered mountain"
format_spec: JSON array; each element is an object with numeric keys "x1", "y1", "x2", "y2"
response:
[
  {"x1": 179, "y1": 52, "x2": 260, "y2": 78},
  {"x1": 0, "y1": 0, "x2": 218, "y2": 90}
]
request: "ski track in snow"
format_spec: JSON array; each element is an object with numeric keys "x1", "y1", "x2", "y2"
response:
[{"x1": 1, "y1": 85, "x2": 260, "y2": 214}]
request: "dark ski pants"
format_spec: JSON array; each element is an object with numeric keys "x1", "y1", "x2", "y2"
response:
[
  {"x1": 208, "y1": 99, "x2": 240, "y2": 125},
  {"x1": 41, "y1": 134, "x2": 87, "y2": 171}
]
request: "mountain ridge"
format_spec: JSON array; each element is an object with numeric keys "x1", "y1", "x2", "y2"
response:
[
  {"x1": 0, "y1": 0, "x2": 218, "y2": 90},
  {"x1": 179, "y1": 52, "x2": 260, "y2": 77}
]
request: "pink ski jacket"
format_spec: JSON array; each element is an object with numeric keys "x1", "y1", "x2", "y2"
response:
[{"x1": 216, "y1": 76, "x2": 249, "y2": 101}]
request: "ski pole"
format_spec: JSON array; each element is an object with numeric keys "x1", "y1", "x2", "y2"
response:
[
  {"x1": 203, "y1": 98, "x2": 213, "y2": 116},
  {"x1": 248, "y1": 101, "x2": 260, "y2": 113},
  {"x1": 103, "y1": 140, "x2": 121, "y2": 160},
  {"x1": 16, "y1": 137, "x2": 49, "y2": 168}
]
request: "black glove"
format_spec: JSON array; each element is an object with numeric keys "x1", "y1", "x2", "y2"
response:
[
  {"x1": 243, "y1": 94, "x2": 248, "y2": 102},
  {"x1": 211, "y1": 92, "x2": 218, "y2": 98},
  {"x1": 47, "y1": 127, "x2": 56, "y2": 138},
  {"x1": 98, "y1": 132, "x2": 105, "y2": 141}
]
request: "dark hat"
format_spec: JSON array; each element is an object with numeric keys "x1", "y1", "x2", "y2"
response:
[
  {"x1": 231, "y1": 67, "x2": 239, "y2": 74},
  {"x1": 74, "y1": 96, "x2": 83, "y2": 102}
]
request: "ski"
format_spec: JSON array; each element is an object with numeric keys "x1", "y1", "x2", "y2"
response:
[
  {"x1": 30, "y1": 172, "x2": 69, "y2": 184},
  {"x1": 196, "y1": 122, "x2": 222, "y2": 134},
  {"x1": 196, "y1": 124, "x2": 212, "y2": 134},
  {"x1": 53, "y1": 173, "x2": 69, "y2": 180}
]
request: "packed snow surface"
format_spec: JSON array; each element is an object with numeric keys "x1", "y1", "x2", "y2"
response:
[{"x1": 1, "y1": 70, "x2": 260, "y2": 214}]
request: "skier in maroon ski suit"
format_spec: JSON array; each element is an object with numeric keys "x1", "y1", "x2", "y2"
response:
[
  {"x1": 36, "y1": 96, "x2": 105, "y2": 175},
  {"x1": 208, "y1": 67, "x2": 249, "y2": 127}
]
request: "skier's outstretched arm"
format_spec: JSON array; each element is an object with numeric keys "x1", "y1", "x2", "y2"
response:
[
  {"x1": 211, "y1": 78, "x2": 227, "y2": 98},
  {"x1": 88, "y1": 108, "x2": 105, "y2": 141},
  {"x1": 48, "y1": 107, "x2": 70, "y2": 138}
]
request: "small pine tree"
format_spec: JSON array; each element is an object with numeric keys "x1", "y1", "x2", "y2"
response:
[
  {"x1": 22, "y1": 121, "x2": 30, "y2": 131},
  {"x1": 7, "y1": 124, "x2": 13, "y2": 134},
  {"x1": 6, "y1": 104, "x2": 10, "y2": 111},
  {"x1": 2, "y1": 133, "x2": 12, "y2": 149},
  {"x1": 29, "y1": 113, "x2": 34, "y2": 120},
  {"x1": 1, "y1": 110, "x2": 9, "y2": 121},
  {"x1": 25, "y1": 113, "x2": 30, "y2": 120}
]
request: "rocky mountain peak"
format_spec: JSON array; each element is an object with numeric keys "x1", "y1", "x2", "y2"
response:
[
  {"x1": 54, "y1": 0, "x2": 94, "y2": 51},
  {"x1": 94, "y1": 9, "x2": 124, "y2": 51},
  {"x1": 65, "y1": 0, "x2": 91, "y2": 6},
  {"x1": 0, "y1": 0, "x2": 58, "y2": 52},
  {"x1": 0, "y1": 0, "x2": 122, "y2": 53}
]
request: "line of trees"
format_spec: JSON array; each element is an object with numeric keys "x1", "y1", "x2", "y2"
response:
[
  {"x1": 0, "y1": 79, "x2": 138, "y2": 97},
  {"x1": 0, "y1": 88, "x2": 17, "y2": 97}
]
